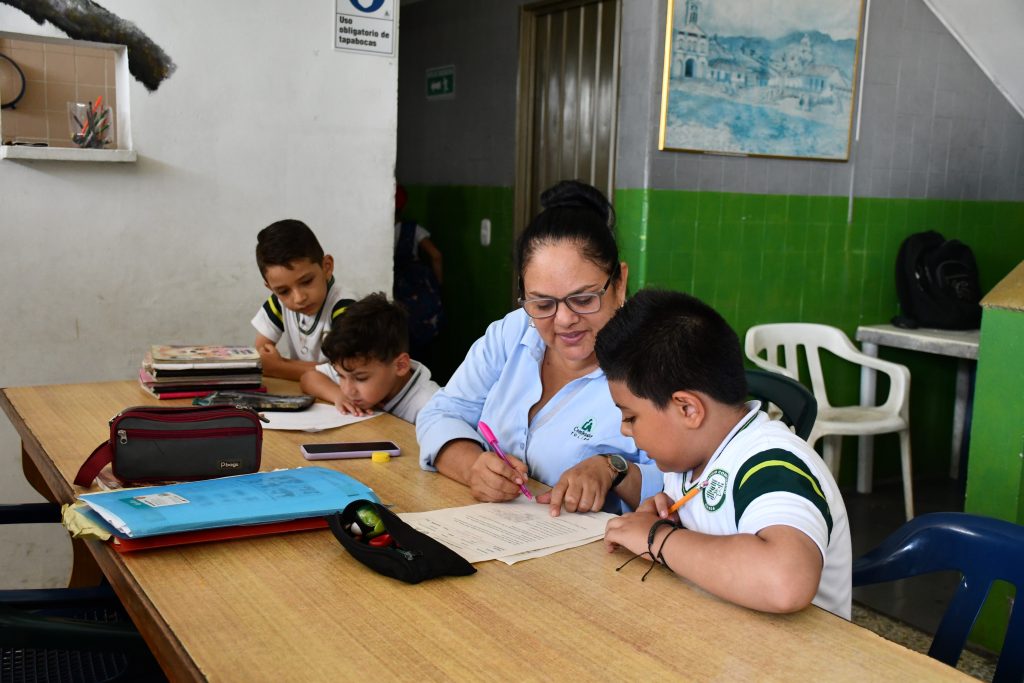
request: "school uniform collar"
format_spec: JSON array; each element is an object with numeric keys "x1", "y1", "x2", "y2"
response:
[
  {"x1": 383, "y1": 361, "x2": 427, "y2": 413},
  {"x1": 686, "y1": 401, "x2": 763, "y2": 488}
]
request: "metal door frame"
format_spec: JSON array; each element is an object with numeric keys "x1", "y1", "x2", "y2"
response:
[{"x1": 512, "y1": 0, "x2": 622, "y2": 303}]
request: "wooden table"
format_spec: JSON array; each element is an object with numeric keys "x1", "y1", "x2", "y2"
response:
[
  {"x1": 855, "y1": 324, "x2": 980, "y2": 492},
  {"x1": 1, "y1": 380, "x2": 969, "y2": 682}
]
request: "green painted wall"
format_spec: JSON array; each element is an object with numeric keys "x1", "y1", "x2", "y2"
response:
[
  {"x1": 966, "y1": 306, "x2": 1024, "y2": 523},
  {"x1": 404, "y1": 183, "x2": 1024, "y2": 486},
  {"x1": 618, "y1": 189, "x2": 1024, "y2": 483},
  {"x1": 958, "y1": 303, "x2": 1024, "y2": 652},
  {"x1": 401, "y1": 185, "x2": 516, "y2": 383}
]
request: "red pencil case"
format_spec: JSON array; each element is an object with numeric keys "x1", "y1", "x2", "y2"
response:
[{"x1": 74, "y1": 405, "x2": 263, "y2": 487}]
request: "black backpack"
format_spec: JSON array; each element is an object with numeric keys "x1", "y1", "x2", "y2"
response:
[{"x1": 892, "y1": 230, "x2": 982, "y2": 330}]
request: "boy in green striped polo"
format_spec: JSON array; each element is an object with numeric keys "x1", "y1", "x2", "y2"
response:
[
  {"x1": 252, "y1": 219, "x2": 356, "y2": 380},
  {"x1": 597, "y1": 289, "x2": 851, "y2": 619}
]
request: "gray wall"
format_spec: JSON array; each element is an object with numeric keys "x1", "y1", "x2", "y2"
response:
[
  {"x1": 397, "y1": 0, "x2": 522, "y2": 186},
  {"x1": 399, "y1": 0, "x2": 1024, "y2": 202}
]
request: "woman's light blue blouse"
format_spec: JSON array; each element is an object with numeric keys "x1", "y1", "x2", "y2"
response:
[{"x1": 416, "y1": 308, "x2": 662, "y2": 511}]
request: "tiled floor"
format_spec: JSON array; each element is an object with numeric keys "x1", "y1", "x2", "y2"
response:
[{"x1": 844, "y1": 474, "x2": 998, "y2": 681}]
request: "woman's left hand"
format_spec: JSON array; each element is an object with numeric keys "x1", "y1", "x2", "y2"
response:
[{"x1": 536, "y1": 455, "x2": 614, "y2": 516}]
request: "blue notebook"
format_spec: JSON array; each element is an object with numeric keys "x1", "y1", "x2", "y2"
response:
[{"x1": 78, "y1": 467, "x2": 378, "y2": 538}]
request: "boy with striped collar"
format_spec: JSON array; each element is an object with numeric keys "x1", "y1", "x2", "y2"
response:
[
  {"x1": 252, "y1": 219, "x2": 356, "y2": 380},
  {"x1": 300, "y1": 292, "x2": 439, "y2": 424},
  {"x1": 597, "y1": 289, "x2": 851, "y2": 619}
]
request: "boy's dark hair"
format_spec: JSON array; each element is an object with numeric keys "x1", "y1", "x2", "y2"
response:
[
  {"x1": 255, "y1": 219, "x2": 325, "y2": 276},
  {"x1": 321, "y1": 293, "x2": 409, "y2": 370},
  {"x1": 595, "y1": 289, "x2": 748, "y2": 408},
  {"x1": 516, "y1": 180, "x2": 622, "y2": 293}
]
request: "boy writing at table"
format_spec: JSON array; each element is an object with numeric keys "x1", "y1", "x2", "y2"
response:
[
  {"x1": 252, "y1": 219, "x2": 357, "y2": 380},
  {"x1": 300, "y1": 292, "x2": 439, "y2": 424},
  {"x1": 597, "y1": 289, "x2": 851, "y2": 618}
]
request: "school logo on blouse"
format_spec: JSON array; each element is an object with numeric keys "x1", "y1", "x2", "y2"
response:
[
  {"x1": 571, "y1": 418, "x2": 594, "y2": 441},
  {"x1": 702, "y1": 469, "x2": 729, "y2": 511}
]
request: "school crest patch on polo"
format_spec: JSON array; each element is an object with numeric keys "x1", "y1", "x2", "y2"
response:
[{"x1": 702, "y1": 469, "x2": 729, "y2": 511}]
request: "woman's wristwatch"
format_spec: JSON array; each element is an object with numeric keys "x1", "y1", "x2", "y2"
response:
[{"x1": 603, "y1": 453, "x2": 629, "y2": 489}]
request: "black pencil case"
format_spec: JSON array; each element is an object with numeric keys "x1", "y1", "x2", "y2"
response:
[
  {"x1": 327, "y1": 500, "x2": 476, "y2": 584},
  {"x1": 193, "y1": 391, "x2": 315, "y2": 412}
]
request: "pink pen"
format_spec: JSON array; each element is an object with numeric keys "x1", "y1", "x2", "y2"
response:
[{"x1": 478, "y1": 420, "x2": 533, "y2": 500}]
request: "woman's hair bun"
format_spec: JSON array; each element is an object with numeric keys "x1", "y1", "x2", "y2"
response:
[{"x1": 539, "y1": 179, "x2": 614, "y2": 228}]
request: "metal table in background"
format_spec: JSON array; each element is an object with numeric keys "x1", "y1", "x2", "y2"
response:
[{"x1": 855, "y1": 324, "x2": 980, "y2": 493}]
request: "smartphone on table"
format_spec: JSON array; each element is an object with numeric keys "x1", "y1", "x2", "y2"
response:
[{"x1": 300, "y1": 441, "x2": 401, "y2": 460}]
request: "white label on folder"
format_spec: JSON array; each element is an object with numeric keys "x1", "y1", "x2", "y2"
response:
[{"x1": 132, "y1": 492, "x2": 189, "y2": 508}]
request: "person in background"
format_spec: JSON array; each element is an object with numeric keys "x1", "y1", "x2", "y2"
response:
[
  {"x1": 394, "y1": 184, "x2": 443, "y2": 284},
  {"x1": 300, "y1": 292, "x2": 439, "y2": 424},
  {"x1": 415, "y1": 180, "x2": 662, "y2": 516},
  {"x1": 252, "y1": 219, "x2": 356, "y2": 380},
  {"x1": 598, "y1": 289, "x2": 851, "y2": 619},
  {"x1": 393, "y1": 184, "x2": 445, "y2": 357}
]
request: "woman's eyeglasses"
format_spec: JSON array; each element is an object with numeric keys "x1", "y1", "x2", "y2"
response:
[{"x1": 519, "y1": 275, "x2": 612, "y2": 319}]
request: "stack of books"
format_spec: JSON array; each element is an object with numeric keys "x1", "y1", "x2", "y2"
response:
[{"x1": 139, "y1": 344, "x2": 263, "y2": 399}]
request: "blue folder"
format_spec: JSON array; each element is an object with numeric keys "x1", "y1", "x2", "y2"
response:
[{"x1": 78, "y1": 467, "x2": 378, "y2": 538}]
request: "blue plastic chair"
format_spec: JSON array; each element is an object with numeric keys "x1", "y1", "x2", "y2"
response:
[
  {"x1": 853, "y1": 512, "x2": 1024, "y2": 682},
  {"x1": 0, "y1": 502, "x2": 165, "y2": 682},
  {"x1": 745, "y1": 368, "x2": 817, "y2": 441}
]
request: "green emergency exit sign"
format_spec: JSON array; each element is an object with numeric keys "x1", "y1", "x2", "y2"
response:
[{"x1": 426, "y1": 65, "x2": 455, "y2": 99}]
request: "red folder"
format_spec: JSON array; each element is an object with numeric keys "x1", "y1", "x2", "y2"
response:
[{"x1": 109, "y1": 517, "x2": 329, "y2": 553}]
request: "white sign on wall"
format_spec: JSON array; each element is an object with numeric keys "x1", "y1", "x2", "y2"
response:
[{"x1": 335, "y1": 0, "x2": 395, "y2": 55}]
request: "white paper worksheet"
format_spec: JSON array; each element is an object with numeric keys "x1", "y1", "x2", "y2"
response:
[
  {"x1": 399, "y1": 497, "x2": 614, "y2": 564},
  {"x1": 260, "y1": 403, "x2": 379, "y2": 431}
]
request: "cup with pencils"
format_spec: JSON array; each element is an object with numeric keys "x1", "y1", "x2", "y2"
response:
[{"x1": 67, "y1": 97, "x2": 112, "y2": 148}]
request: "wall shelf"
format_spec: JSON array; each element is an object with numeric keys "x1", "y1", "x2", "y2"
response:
[
  {"x1": 1, "y1": 31, "x2": 134, "y2": 161},
  {"x1": 0, "y1": 145, "x2": 136, "y2": 162}
]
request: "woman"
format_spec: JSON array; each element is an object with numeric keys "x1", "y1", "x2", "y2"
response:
[{"x1": 416, "y1": 181, "x2": 661, "y2": 514}]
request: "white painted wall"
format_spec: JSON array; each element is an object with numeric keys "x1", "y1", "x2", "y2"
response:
[
  {"x1": 923, "y1": 0, "x2": 1024, "y2": 120},
  {"x1": 0, "y1": 1, "x2": 397, "y2": 586}
]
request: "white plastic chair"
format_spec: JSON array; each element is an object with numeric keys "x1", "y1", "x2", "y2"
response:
[{"x1": 744, "y1": 323, "x2": 914, "y2": 520}]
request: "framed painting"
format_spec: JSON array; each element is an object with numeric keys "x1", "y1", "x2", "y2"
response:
[{"x1": 659, "y1": 0, "x2": 865, "y2": 160}]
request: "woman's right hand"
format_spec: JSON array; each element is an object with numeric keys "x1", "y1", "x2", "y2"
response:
[
  {"x1": 467, "y1": 450, "x2": 530, "y2": 502},
  {"x1": 435, "y1": 440, "x2": 530, "y2": 502}
]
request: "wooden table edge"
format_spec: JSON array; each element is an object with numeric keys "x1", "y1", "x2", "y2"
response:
[{"x1": 1, "y1": 387, "x2": 205, "y2": 683}]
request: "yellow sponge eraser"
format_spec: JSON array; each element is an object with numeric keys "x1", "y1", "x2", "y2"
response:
[{"x1": 371, "y1": 451, "x2": 391, "y2": 463}]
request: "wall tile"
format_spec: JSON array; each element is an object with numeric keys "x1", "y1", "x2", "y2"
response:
[
  {"x1": 43, "y1": 49, "x2": 75, "y2": 83},
  {"x1": 697, "y1": 155, "x2": 724, "y2": 191},
  {"x1": 742, "y1": 193, "x2": 766, "y2": 223},
  {"x1": 806, "y1": 162, "x2": 833, "y2": 196},
  {"x1": 74, "y1": 54, "x2": 105, "y2": 87},
  {"x1": 612, "y1": 187, "x2": 1024, "y2": 478}
]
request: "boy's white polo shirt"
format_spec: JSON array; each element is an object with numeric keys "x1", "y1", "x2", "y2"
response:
[
  {"x1": 315, "y1": 360, "x2": 440, "y2": 424},
  {"x1": 251, "y1": 277, "x2": 355, "y2": 363},
  {"x1": 664, "y1": 405, "x2": 852, "y2": 619}
]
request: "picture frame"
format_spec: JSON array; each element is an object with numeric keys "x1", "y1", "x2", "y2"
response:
[{"x1": 659, "y1": 0, "x2": 865, "y2": 161}]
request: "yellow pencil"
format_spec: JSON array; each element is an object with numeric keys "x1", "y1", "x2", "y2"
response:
[{"x1": 666, "y1": 485, "x2": 701, "y2": 515}]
